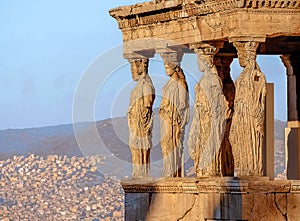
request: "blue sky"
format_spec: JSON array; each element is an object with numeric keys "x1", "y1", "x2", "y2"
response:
[{"x1": 0, "y1": 0, "x2": 287, "y2": 130}]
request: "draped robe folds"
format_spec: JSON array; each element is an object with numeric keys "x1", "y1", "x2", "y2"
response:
[
  {"x1": 188, "y1": 69, "x2": 227, "y2": 177},
  {"x1": 159, "y1": 77, "x2": 189, "y2": 177},
  {"x1": 229, "y1": 65, "x2": 266, "y2": 176},
  {"x1": 128, "y1": 75, "x2": 155, "y2": 177}
]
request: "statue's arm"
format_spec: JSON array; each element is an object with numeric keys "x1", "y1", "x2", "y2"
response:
[
  {"x1": 143, "y1": 84, "x2": 155, "y2": 108},
  {"x1": 251, "y1": 70, "x2": 267, "y2": 133},
  {"x1": 141, "y1": 84, "x2": 155, "y2": 125}
]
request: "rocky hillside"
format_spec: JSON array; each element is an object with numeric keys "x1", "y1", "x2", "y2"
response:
[{"x1": 0, "y1": 117, "x2": 286, "y2": 177}]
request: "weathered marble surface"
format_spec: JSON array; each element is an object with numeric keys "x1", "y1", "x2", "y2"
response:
[
  {"x1": 110, "y1": 0, "x2": 300, "y2": 53},
  {"x1": 188, "y1": 45, "x2": 232, "y2": 177},
  {"x1": 128, "y1": 59, "x2": 155, "y2": 178},
  {"x1": 229, "y1": 41, "x2": 267, "y2": 177},
  {"x1": 122, "y1": 178, "x2": 300, "y2": 221},
  {"x1": 159, "y1": 53, "x2": 190, "y2": 177}
]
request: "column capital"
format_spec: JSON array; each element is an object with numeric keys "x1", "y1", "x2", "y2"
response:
[
  {"x1": 127, "y1": 57, "x2": 149, "y2": 64},
  {"x1": 232, "y1": 41, "x2": 259, "y2": 53},
  {"x1": 158, "y1": 49, "x2": 184, "y2": 65},
  {"x1": 280, "y1": 55, "x2": 294, "y2": 76},
  {"x1": 232, "y1": 41, "x2": 260, "y2": 68},
  {"x1": 190, "y1": 42, "x2": 221, "y2": 56}
]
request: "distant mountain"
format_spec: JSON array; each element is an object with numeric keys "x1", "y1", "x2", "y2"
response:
[
  {"x1": 0, "y1": 116, "x2": 286, "y2": 177},
  {"x1": 274, "y1": 119, "x2": 287, "y2": 177},
  {"x1": 274, "y1": 119, "x2": 287, "y2": 140},
  {"x1": 0, "y1": 123, "x2": 81, "y2": 159}
]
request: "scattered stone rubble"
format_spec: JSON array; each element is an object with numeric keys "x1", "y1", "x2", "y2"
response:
[{"x1": 0, "y1": 154, "x2": 124, "y2": 220}]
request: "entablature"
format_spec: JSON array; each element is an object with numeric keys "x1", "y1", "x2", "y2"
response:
[{"x1": 110, "y1": 0, "x2": 300, "y2": 56}]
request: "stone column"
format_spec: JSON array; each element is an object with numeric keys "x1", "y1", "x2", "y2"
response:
[
  {"x1": 230, "y1": 41, "x2": 267, "y2": 177},
  {"x1": 126, "y1": 54, "x2": 155, "y2": 178},
  {"x1": 281, "y1": 55, "x2": 300, "y2": 123},
  {"x1": 188, "y1": 43, "x2": 232, "y2": 177},
  {"x1": 281, "y1": 54, "x2": 300, "y2": 180},
  {"x1": 158, "y1": 50, "x2": 190, "y2": 177},
  {"x1": 214, "y1": 55, "x2": 235, "y2": 176}
]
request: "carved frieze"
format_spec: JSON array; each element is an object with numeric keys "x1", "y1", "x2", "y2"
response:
[{"x1": 110, "y1": 0, "x2": 300, "y2": 47}]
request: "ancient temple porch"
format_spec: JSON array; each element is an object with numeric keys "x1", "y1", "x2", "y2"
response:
[{"x1": 110, "y1": 0, "x2": 300, "y2": 220}]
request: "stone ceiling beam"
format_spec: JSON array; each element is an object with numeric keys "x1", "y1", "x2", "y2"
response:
[
  {"x1": 228, "y1": 36, "x2": 266, "y2": 44},
  {"x1": 123, "y1": 51, "x2": 155, "y2": 60}
]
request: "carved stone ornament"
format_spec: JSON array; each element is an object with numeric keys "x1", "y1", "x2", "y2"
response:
[
  {"x1": 127, "y1": 58, "x2": 155, "y2": 178},
  {"x1": 188, "y1": 45, "x2": 230, "y2": 177},
  {"x1": 159, "y1": 52, "x2": 190, "y2": 177},
  {"x1": 229, "y1": 41, "x2": 267, "y2": 177}
]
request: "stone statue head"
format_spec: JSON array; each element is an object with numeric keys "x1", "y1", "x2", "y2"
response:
[
  {"x1": 164, "y1": 61, "x2": 186, "y2": 81},
  {"x1": 164, "y1": 61, "x2": 178, "y2": 77},
  {"x1": 129, "y1": 59, "x2": 149, "y2": 81},
  {"x1": 197, "y1": 54, "x2": 214, "y2": 73},
  {"x1": 234, "y1": 42, "x2": 258, "y2": 68},
  {"x1": 160, "y1": 51, "x2": 183, "y2": 77},
  {"x1": 237, "y1": 50, "x2": 256, "y2": 68},
  {"x1": 194, "y1": 46, "x2": 217, "y2": 73}
]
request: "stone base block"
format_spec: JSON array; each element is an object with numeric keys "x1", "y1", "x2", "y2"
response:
[
  {"x1": 122, "y1": 178, "x2": 300, "y2": 221},
  {"x1": 285, "y1": 126, "x2": 300, "y2": 180}
]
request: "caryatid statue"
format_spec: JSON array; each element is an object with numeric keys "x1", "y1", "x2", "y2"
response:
[
  {"x1": 188, "y1": 45, "x2": 231, "y2": 177},
  {"x1": 159, "y1": 51, "x2": 190, "y2": 177},
  {"x1": 229, "y1": 41, "x2": 267, "y2": 177},
  {"x1": 127, "y1": 58, "x2": 155, "y2": 178}
]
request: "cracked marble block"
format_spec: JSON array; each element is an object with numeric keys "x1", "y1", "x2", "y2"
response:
[{"x1": 121, "y1": 178, "x2": 300, "y2": 221}]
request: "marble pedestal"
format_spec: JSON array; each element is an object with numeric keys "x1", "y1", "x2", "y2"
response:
[{"x1": 122, "y1": 177, "x2": 300, "y2": 221}]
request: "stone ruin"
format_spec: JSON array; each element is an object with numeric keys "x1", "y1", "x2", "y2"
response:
[{"x1": 110, "y1": 0, "x2": 300, "y2": 220}]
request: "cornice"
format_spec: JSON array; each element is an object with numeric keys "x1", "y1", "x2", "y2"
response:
[
  {"x1": 110, "y1": 0, "x2": 300, "y2": 29},
  {"x1": 121, "y1": 178, "x2": 294, "y2": 194}
]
